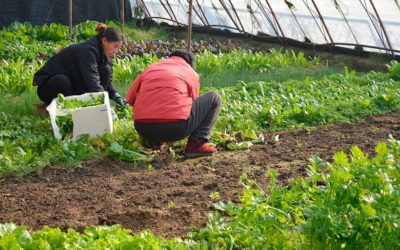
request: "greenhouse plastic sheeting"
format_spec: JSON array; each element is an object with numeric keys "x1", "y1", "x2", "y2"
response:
[
  {"x1": 130, "y1": 0, "x2": 400, "y2": 55},
  {"x1": 0, "y1": 0, "x2": 132, "y2": 27}
]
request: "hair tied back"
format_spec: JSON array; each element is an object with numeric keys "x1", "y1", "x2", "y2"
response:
[{"x1": 95, "y1": 23, "x2": 107, "y2": 35}]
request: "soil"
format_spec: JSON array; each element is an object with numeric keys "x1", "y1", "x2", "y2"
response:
[{"x1": 1, "y1": 112, "x2": 399, "y2": 238}]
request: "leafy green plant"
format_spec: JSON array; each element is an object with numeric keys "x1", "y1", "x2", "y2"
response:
[
  {"x1": 0, "y1": 59, "x2": 41, "y2": 94},
  {"x1": 113, "y1": 54, "x2": 159, "y2": 86},
  {"x1": 196, "y1": 49, "x2": 319, "y2": 76},
  {"x1": 0, "y1": 224, "x2": 188, "y2": 249},
  {"x1": 387, "y1": 60, "x2": 400, "y2": 80},
  {"x1": 55, "y1": 115, "x2": 73, "y2": 140},
  {"x1": 189, "y1": 138, "x2": 400, "y2": 249},
  {"x1": 56, "y1": 93, "x2": 105, "y2": 109},
  {"x1": 108, "y1": 141, "x2": 150, "y2": 162},
  {"x1": 301, "y1": 137, "x2": 400, "y2": 248}
]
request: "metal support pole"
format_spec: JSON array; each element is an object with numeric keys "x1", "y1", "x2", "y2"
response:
[
  {"x1": 69, "y1": 0, "x2": 72, "y2": 35},
  {"x1": 265, "y1": 0, "x2": 286, "y2": 40},
  {"x1": 194, "y1": 0, "x2": 210, "y2": 26},
  {"x1": 310, "y1": 0, "x2": 334, "y2": 44},
  {"x1": 288, "y1": 7, "x2": 309, "y2": 42},
  {"x1": 358, "y1": 0, "x2": 391, "y2": 55},
  {"x1": 158, "y1": 0, "x2": 179, "y2": 25},
  {"x1": 255, "y1": 1, "x2": 278, "y2": 36},
  {"x1": 334, "y1": 1, "x2": 359, "y2": 44},
  {"x1": 219, "y1": 0, "x2": 243, "y2": 33},
  {"x1": 302, "y1": 0, "x2": 330, "y2": 45},
  {"x1": 368, "y1": 0, "x2": 395, "y2": 56},
  {"x1": 120, "y1": 0, "x2": 125, "y2": 35},
  {"x1": 227, "y1": 0, "x2": 245, "y2": 32},
  {"x1": 187, "y1": 0, "x2": 193, "y2": 51},
  {"x1": 186, "y1": 0, "x2": 207, "y2": 26},
  {"x1": 165, "y1": 0, "x2": 179, "y2": 25},
  {"x1": 138, "y1": 0, "x2": 151, "y2": 18}
]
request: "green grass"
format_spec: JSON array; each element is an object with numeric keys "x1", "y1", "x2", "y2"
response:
[{"x1": 0, "y1": 92, "x2": 38, "y2": 116}]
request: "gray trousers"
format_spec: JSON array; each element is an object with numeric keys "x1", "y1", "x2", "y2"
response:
[{"x1": 135, "y1": 91, "x2": 222, "y2": 143}]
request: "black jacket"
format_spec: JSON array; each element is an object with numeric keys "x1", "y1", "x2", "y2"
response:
[{"x1": 33, "y1": 36, "x2": 118, "y2": 99}]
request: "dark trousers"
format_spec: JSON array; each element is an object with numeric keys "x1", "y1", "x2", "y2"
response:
[
  {"x1": 37, "y1": 65, "x2": 112, "y2": 104},
  {"x1": 135, "y1": 91, "x2": 222, "y2": 143},
  {"x1": 37, "y1": 74, "x2": 72, "y2": 103}
]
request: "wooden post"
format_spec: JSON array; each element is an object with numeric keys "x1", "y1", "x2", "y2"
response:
[
  {"x1": 187, "y1": 0, "x2": 193, "y2": 51},
  {"x1": 120, "y1": 0, "x2": 125, "y2": 35},
  {"x1": 69, "y1": 0, "x2": 72, "y2": 35}
]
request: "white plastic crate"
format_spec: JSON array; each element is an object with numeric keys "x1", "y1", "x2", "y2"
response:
[{"x1": 46, "y1": 92, "x2": 113, "y2": 141}]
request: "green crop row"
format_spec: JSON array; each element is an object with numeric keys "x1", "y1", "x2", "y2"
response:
[
  {"x1": 196, "y1": 48, "x2": 319, "y2": 74},
  {"x1": 1, "y1": 137, "x2": 399, "y2": 249},
  {"x1": 0, "y1": 21, "x2": 170, "y2": 61},
  {"x1": 0, "y1": 22, "x2": 94, "y2": 61},
  {"x1": 0, "y1": 49, "x2": 320, "y2": 95},
  {"x1": 0, "y1": 59, "x2": 41, "y2": 94},
  {"x1": 1, "y1": 67, "x2": 399, "y2": 176},
  {"x1": 190, "y1": 136, "x2": 400, "y2": 249},
  {"x1": 213, "y1": 69, "x2": 400, "y2": 135},
  {"x1": 0, "y1": 110, "x2": 151, "y2": 176}
]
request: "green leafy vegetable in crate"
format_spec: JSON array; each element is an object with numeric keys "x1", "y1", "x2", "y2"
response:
[
  {"x1": 56, "y1": 93, "x2": 104, "y2": 109},
  {"x1": 55, "y1": 93, "x2": 105, "y2": 139},
  {"x1": 56, "y1": 115, "x2": 73, "y2": 140}
]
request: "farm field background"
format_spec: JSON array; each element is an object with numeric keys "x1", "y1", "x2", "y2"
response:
[{"x1": 0, "y1": 21, "x2": 400, "y2": 249}]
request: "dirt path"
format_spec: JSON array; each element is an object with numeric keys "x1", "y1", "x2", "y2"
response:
[{"x1": 1, "y1": 113, "x2": 399, "y2": 238}]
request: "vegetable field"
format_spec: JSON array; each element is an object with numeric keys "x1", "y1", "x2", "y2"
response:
[{"x1": 1, "y1": 22, "x2": 400, "y2": 249}]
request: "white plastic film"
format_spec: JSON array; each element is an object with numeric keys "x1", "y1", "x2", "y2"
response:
[{"x1": 131, "y1": 0, "x2": 400, "y2": 54}]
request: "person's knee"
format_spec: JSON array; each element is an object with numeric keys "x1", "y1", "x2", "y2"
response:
[
  {"x1": 46, "y1": 74, "x2": 72, "y2": 98},
  {"x1": 52, "y1": 75, "x2": 72, "y2": 94},
  {"x1": 57, "y1": 76, "x2": 72, "y2": 89},
  {"x1": 207, "y1": 91, "x2": 222, "y2": 106}
]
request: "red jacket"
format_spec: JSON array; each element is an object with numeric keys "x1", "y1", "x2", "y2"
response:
[{"x1": 125, "y1": 56, "x2": 200, "y2": 121}]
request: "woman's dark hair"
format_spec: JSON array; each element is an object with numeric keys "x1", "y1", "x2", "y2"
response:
[
  {"x1": 95, "y1": 23, "x2": 124, "y2": 42},
  {"x1": 169, "y1": 50, "x2": 195, "y2": 68}
]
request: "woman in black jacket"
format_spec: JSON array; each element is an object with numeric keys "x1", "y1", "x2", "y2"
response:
[{"x1": 33, "y1": 23, "x2": 125, "y2": 108}]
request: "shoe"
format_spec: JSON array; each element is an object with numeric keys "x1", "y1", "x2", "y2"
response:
[
  {"x1": 35, "y1": 103, "x2": 48, "y2": 115},
  {"x1": 185, "y1": 137, "x2": 217, "y2": 158}
]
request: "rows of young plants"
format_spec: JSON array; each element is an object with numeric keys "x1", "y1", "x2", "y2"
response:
[
  {"x1": 1, "y1": 57, "x2": 399, "y2": 176},
  {"x1": 0, "y1": 21, "x2": 274, "y2": 94},
  {"x1": 0, "y1": 46, "x2": 317, "y2": 94},
  {"x1": 0, "y1": 49, "x2": 321, "y2": 175},
  {"x1": 214, "y1": 67, "x2": 400, "y2": 134},
  {"x1": 1, "y1": 21, "x2": 261, "y2": 62},
  {"x1": 1, "y1": 137, "x2": 399, "y2": 248}
]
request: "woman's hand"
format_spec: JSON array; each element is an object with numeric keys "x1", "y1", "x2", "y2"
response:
[{"x1": 114, "y1": 96, "x2": 127, "y2": 110}]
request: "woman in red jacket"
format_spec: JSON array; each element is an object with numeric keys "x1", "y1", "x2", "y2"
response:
[{"x1": 126, "y1": 50, "x2": 221, "y2": 157}]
